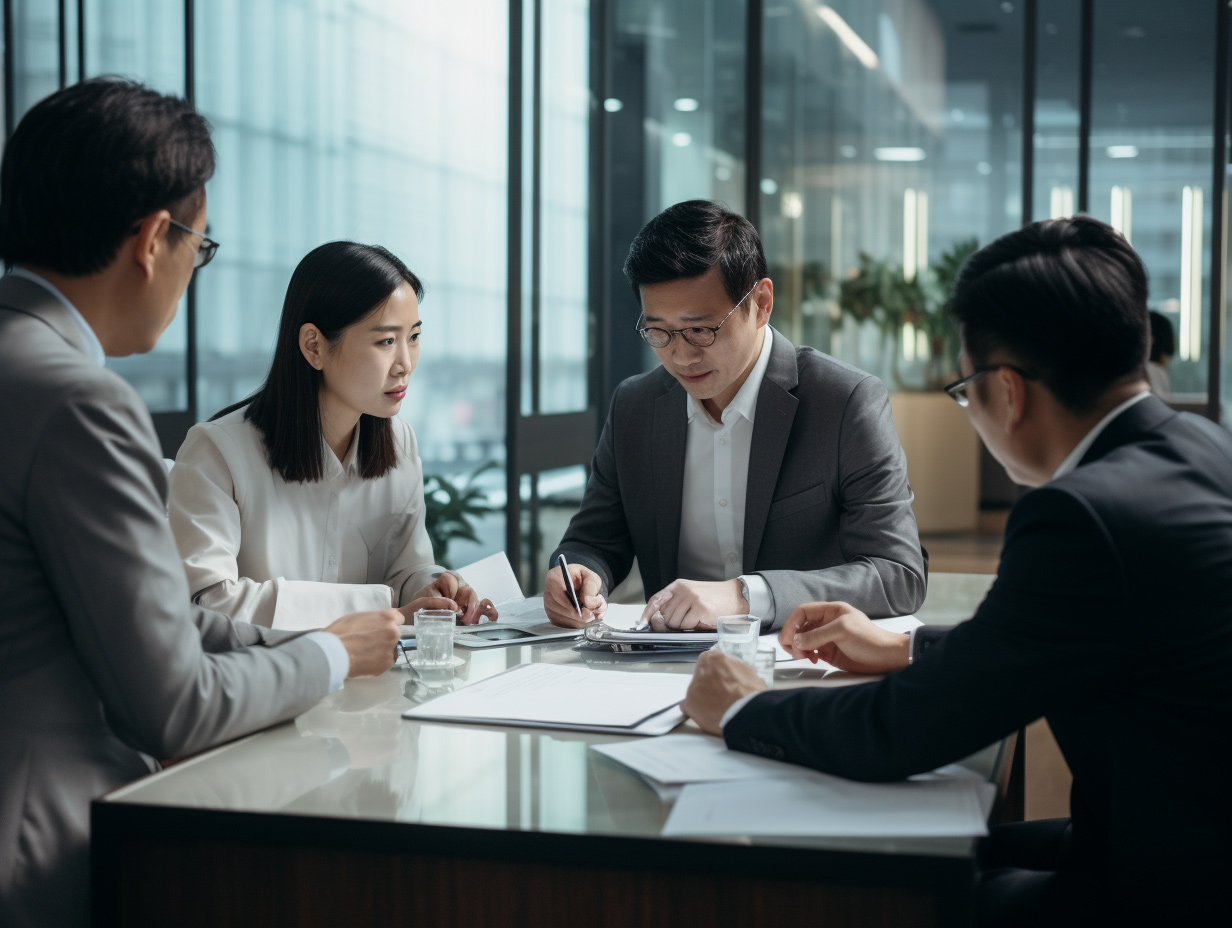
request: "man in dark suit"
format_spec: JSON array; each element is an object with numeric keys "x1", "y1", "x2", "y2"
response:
[
  {"x1": 683, "y1": 216, "x2": 1232, "y2": 925},
  {"x1": 0, "y1": 79, "x2": 402, "y2": 928},
  {"x1": 545, "y1": 201, "x2": 926, "y2": 631}
]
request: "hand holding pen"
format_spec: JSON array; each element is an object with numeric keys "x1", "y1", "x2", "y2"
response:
[{"x1": 544, "y1": 554, "x2": 608, "y2": 628}]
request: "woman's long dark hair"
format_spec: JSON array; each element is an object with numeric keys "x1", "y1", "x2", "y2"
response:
[{"x1": 212, "y1": 241, "x2": 425, "y2": 482}]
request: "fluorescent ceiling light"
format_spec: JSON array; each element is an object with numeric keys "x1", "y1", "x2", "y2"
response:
[
  {"x1": 1107, "y1": 145, "x2": 1139, "y2": 158},
  {"x1": 873, "y1": 146, "x2": 926, "y2": 162},
  {"x1": 673, "y1": 97, "x2": 700, "y2": 112},
  {"x1": 603, "y1": 98, "x2": 623, "y2": 113},
  {"x1": 671, "y1": 132, "x2": 692, "y2": 147},
  {"x1": 816, "y1": 5, "x2": 880, "y2": 70}
]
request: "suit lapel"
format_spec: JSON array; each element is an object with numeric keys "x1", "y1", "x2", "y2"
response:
[
  {"x1": 743, "y1": 330, "x2": 799, "y2": 570},
  {"x1": 652, "y1": 381, "x2": 687, "y2": 588}
]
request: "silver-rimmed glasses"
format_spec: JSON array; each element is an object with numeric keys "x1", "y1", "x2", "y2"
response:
[
  {"x1": 635, "y1": 281, "x2": 760, "y2": 349},
  {"x1": 168, "y1": 218, "x2": 220, "y2": 269}
]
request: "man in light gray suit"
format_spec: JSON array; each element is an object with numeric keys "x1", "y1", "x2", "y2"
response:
[
  {"x1": 0, "y1": 79, "x2": 403, "y2": 928},
  {"x1": 546, "y1": 201, "x2": 926, "y2": 631}
]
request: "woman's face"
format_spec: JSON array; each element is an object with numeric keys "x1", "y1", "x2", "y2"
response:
[{"x1": 316, "y1": 281, "x2": 421, "y2": 420}]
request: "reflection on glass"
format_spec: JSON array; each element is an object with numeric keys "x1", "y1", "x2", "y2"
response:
[
  {"x1": 762, "y1": 0, "x2": 1023, "y2": 390},
  {"x1": 1089, "y1": 0, "x2": 1214, "y2": 396},
  {"x1": 1033, "y1": 0, "x2": 1080, "y2": 222},
  {"x1": 192, "y1": 2, "x2": 508, "y2": 560}
]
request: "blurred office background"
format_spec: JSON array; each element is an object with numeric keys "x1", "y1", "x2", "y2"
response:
[{"x1": 2, "y1": 0, "x2": 1229, "y2": 590}]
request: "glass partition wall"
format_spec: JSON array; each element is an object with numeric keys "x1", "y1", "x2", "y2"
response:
[{"x1": 3, "y1": 0, "x2": 1231, "y2": 569}]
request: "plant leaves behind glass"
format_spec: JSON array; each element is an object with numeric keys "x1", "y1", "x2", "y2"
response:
[{"x1": 422, "y1": 461, "x2": 499, "y2": 569}]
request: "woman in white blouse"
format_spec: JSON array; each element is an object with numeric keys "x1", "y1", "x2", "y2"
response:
[{"x1": 168, "y1": 241, "x2": 495, "y2": 631}]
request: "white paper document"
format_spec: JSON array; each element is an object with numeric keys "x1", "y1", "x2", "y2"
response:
[
  {"x1": 663, "y1": 772, "x2": 993, "y2": 838},
  {"x1": 762, "y1": 615, "x2": 925, "y2": 663},
  {"x1": 454, "y1": 551, "x2": 526, "y2": 605},
  {"x1": 402, "y1": 663, "x2": 689, "y2": 735},
  {"x1": 593, "y1": 734, "x2": 807, "y2": 785}
]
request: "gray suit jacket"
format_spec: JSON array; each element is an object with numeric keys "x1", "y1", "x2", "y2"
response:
[
  {"x1": 0, "y1": 276, "x2": 332, "y2": 928},
  {"x1": 552, "y1": 329, "x2": 927, "y2": 627}
]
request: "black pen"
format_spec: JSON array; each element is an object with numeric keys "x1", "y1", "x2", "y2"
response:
[{"x1": 556, "y1": 553, "x2": 585, "y2": 621}]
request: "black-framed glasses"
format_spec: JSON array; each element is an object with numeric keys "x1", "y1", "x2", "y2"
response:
[
  {"x1": 635, "y1": 281, "x2": 760, "y2": 349},
  {"x1": 944, "y1": 364, "x2": 1037, "y2": 407},
  {"x1": 168, "y1": 218, "x2": 220, "y2": 269}
]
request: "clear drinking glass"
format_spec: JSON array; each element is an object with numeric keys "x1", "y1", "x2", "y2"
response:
[
  {"x1": 414, "y1": 610, "x2": 456, "y2": 678},
  {"x1": 715, "y1": 615, "x2": 759, "y2": 665},
  {"x1": 754, "y1": 647, "x2": 776, "y2": 688}
]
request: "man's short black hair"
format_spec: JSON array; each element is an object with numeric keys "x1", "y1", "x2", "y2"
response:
[
  {"x1": 623, "y1": 200, "x2": 768, "y2": 306},
  {"x1": 949, "y1": 216, "x2": 1149, "y2": 415},
  {"x1": 0, "y1": 77, "x2": 215, "y2": 276}
]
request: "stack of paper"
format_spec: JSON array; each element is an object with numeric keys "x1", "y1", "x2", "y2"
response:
[
  {"x1": 402, "y1": 663, "x2": 688, "y2": 735},
  {"x1": 593, "y1": 734, "x2": 992, "y2": 838}
]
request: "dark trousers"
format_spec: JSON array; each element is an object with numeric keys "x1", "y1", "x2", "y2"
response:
[{"x1": 977, "y1": 818, "x2": 1082, "y2": 928}]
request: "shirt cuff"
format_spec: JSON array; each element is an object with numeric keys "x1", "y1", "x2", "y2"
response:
[
  {"x1": 908, "y1": 625, "x2": 919, "y2": 664},
  {"x1": 302, "y1": 631, "x2": 349, "y2": 692},
  {"x1": 720, "y1": 691, "x2": 760, "y2": 730},
  {"x1": 740, "y1": 574, "x2": 775, "y2": 626}
]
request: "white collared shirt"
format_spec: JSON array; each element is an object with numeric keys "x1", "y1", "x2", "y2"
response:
[
  {"x1": 7, "y1": 266, "x2": 105, "y2": 365},
  {"x1": 1051, "y1": 391, "x2": 1151, "y2": 480},
  {"x1": 678, "y1": 325, "x2": 775, "y2": 621},
  {"x1": 168, "y1": 408, "x2": 443, "y2": 631}
]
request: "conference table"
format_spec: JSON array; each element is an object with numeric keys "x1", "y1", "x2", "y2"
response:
[{"x1": 93, "y1": 573, "x2": 1002, "y2": 928}]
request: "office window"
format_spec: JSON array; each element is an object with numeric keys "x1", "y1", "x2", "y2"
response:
[
  {"x1": 537, "y1": 0, "x2": 589, "y2": 415},
  {"x1": 1033, "y1": 0, "x2": 1081, "y2": 223},
  {"x1": 1088, "y1": 0, "x2": 1215, "y2": 397},
  {"x1": 88, "y1": 0, "x2": 189, "y2": 413},
  {"x1": 760, "y1": 0, "x2": 1023, "y2": 387},
  {"x1": 9, "y1": 0, "x2": 57, "y2": 118},
  {"x1": 193, "y1": 1, "x2": 509, "y2": 563}
]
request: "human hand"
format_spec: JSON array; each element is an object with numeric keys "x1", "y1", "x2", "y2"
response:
[
  {"x1": 779, "y1": 602, "x2": 910, "y2": 674},
  {"x1": 323, "y1": 609, "x2": 404, "y2": 677},
  {"x1": 643, "y1": 578, "x2": 748, "y2": 631},
  {"x1": 413, "y1": 573, "x2": 498, "y2": 625},
  {"x1": 397, "y1": 596, "x2": 463, "y2": 625},
  {"x1": 681, "y1": 650, "x2": 767, "y2": 735},
  {"x1": 543, "y1": 562, "x2": 607, "y2": 627}
]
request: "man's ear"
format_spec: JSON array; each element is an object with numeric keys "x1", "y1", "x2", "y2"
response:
[
  {"x1": 753, "y1": 278, "x2": 773, "y2": 325},
  {"x1": 999, "y1": 366, "x2": 1030, "y2": 432},
  {"x1": 131, "y1": 210, "x2": 172, "y2": 281},
  {"x1": 299, "y1": 324, "x2": 327, "y2": 370}
]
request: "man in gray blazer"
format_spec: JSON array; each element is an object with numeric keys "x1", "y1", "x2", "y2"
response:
[
  {"x1": 546, "y1": 201, "x2": 926, "y2": 631},
  {"x1": 0, "y1": 79, "x2": 401, "y2": 928}
]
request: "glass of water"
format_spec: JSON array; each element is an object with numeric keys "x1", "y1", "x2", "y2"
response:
[
  {"x1": 414, "y1": 609, "x2": 456, "y2": 679},
  {"x1": 715, "y1": 615, "x2": 759, "y2": 665},
  {"x1": 754, "y1": 647, "x2": 776, "y2": 688}
]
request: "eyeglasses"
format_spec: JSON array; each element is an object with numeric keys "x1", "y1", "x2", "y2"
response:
[
  {"x1": 635, "y1": 282, "x2": 760, "y2": 349},
  {"x1": 168, "y1": 218, "x2": 220, "y2": 269},
  {"x1": 944, "y1": 364, "x2": 1037, "y2": 407}
]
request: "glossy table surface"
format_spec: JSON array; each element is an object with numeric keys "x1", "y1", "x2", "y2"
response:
[{"x1": 102, "y1": 573, "x2": 997, "y2": 860}]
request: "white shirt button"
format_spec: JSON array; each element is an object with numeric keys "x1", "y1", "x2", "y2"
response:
[
  {"x1": 720, "y1": 436, "x2": 728, "y2": 445},
  {"x1": 727, "y1": 552, "x2": 738, "y2": 563},
  {"x1": 328, "y1": 555, "x2": 337, "y2": 566},
  {"x1": 719, "y1": 499, "x2": 728, "y2": 507}
]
